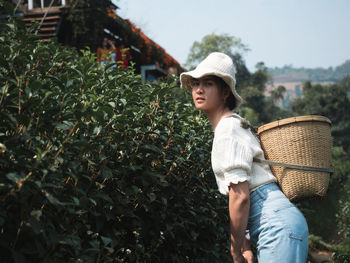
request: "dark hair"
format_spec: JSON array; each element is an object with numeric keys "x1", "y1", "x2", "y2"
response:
[{"x1": 213, "y1": 76, "x2": 237, "y2": 111}]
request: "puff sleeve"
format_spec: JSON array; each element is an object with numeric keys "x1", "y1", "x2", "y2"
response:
[{"x1": 211, "y1": 123, "x2": 254, "y2": 195}]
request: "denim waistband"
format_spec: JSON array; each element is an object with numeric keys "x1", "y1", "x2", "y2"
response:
[{"x1": 250, "y1": 182, "x2": 282, "y2": 203}]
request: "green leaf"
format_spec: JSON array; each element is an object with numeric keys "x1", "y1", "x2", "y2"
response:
[
  {"x1": 89, "y1": 198, "x2": 97, "y2": 206},
  {"x1": 119, "y1": 98, "x2": 127, "y2": 105},
  {"x1": 56, "y1": 121, "x2": 74, "y2": 131},
  {"x1": 149, "y1": 193, "x2": 156, "y2": 202},
  {"x1": 29, "y1": 79, "x2": 42, "y2": 90},
  {"x1": 101, "y1": 236, "x2": 112, "y2": 246},
  {"x1": 142, "y1": 144, "x2": 162, "y2": 154},
  {"x1": 73, "y1": 197, "x2": 80, "y2": 206},
  {"x1": 44, "y1": 191, "x2": 64, "y2": 206},
  {"x1": 108, "y1": 101, "x2": 116, "y2": 108},
  {"x1": 96, "y1": 193, "x2": 113, "y2": 203},
  {"x1": 6, "y1": 172, "x2": 23, "y2": 182},
  {"x1": 101, "y1": 167, "x2": 113, "y2": 179},
  {"x1": 93, "y1": 126, "x2": 102, "y2": 135}
]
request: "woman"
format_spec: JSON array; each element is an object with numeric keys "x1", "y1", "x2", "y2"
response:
[
  {"x1": 180, "y1": 52, "x2": 308, "y2": 263},
  {"x1": 97, "y1": 38, "x2": 117, "y2": 69}
]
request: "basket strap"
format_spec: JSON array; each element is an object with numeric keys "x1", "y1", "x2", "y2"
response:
[{"x1": 253, "y1": 157, "x2": 334, "y2": 173}]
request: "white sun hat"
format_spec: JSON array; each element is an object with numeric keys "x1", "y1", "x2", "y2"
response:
[{"x1": 180, "y1": 52, "x2": 243, "y2": 110}]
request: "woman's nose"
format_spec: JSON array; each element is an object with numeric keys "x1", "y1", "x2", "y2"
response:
[{"x1": 194, "y1": 85, "x2": 203, "y2": 93}]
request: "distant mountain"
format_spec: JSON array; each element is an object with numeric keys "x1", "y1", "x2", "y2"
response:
[{"x1": 268, "y1": 60, "x2": 350, "y2": 83}]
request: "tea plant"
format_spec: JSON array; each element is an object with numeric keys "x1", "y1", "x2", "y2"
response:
[{"x1": 0, "y1": 3, "x2": 231, "y2": 262}]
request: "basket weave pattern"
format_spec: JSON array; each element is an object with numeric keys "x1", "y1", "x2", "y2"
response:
[{"x1": 258, "y1": 116, "x2": 332, "y2": 201}]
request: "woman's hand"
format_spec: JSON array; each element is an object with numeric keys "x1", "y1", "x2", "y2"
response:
[
  {"x1": 230, "y1": 242, "x2": 253, "y2": 263},
  {"x1": 242, "y1": 249, "x2": 254, "y2": 263},
  {"x1": 232, "y1": 255, "x2": 247, "y2": 263},
  {"x1": 241, "y1": 236, "x2": 253, "y2": 263},
  {"x1": 230, "y1": 246, "x2": 246, "y2": 263}
]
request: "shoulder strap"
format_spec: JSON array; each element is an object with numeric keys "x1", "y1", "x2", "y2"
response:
[
  {"x1": 253, "y1": 157, "x2": 334, "y2": 173},
  {"x1": 228, "y1": 114, "x2": 258, "y2": 132}
]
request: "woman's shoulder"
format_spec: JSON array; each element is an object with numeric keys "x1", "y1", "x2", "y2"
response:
[{"x1": 215, "y1": 113, "x2": 244, "y2": 137}]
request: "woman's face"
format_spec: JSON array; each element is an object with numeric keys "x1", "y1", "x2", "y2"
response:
[
  {"x1": 191, "y1": 76, "x2": 227, "y2": 113},
  {"x1": 103, "y1": 38, "x2": 109, "y2": 47}
]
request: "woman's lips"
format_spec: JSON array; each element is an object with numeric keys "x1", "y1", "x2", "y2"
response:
[{"x1": 196, "y1": 97, "x2": 205, "y2": 102}]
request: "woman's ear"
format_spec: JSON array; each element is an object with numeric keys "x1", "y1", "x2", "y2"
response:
[{"x1": 223, "y1": 87, "x2": 230, "y2": 100}]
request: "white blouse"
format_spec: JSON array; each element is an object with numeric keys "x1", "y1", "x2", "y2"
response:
[{"x1": 211, "y1": 113, "x2": 276, "y2": 196}]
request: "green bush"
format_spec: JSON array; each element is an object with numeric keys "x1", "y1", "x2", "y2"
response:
[
  {"x1": 337, "y1": 190, "x2": 350, "y2": 244},
  {"x1": 0, "y1": 6, "x2": 231, "y2": 263},
  {"x1": 335, "y1": 147, "x2": 350, "y2": 261}
]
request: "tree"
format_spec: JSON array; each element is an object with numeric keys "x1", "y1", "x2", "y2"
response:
[
  {"x1": 270, "y1": 85, "x2": 287, "y2": 104},
  {"x1": 334, "y1": 60, "x2": 350, "y2": 82},
  {"x1": 184, "y1": 33, "x2": 249, "y2": 70},
  {"x1": 239, "y1": 62, "x2": 289, "y2": 124}
]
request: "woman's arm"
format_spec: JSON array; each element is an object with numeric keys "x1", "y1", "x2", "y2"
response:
[{"x1": 228, "y1": 181, "x2": 250, "y2": 262}]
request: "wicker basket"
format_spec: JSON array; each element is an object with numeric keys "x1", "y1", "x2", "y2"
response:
[{"x1": 257, "y1": 115, "x2": 332, "y2": 201}]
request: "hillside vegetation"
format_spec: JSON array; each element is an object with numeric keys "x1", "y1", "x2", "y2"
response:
[{"x1": 269, "y1": 60, "x2": 350, "y2": 83}]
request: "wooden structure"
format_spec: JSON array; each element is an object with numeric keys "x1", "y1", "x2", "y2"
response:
[
  {"x1": 23, "y1": 7, "x2": 62, "y2": 41},
  {"x1": 4, "y1": 0, "x2": 65, "y2": 41},
  {"x1": 4, "y1": 0, "x2": 182, "y2": 79}
]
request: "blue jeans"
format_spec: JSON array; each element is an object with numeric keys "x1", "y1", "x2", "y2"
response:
[{"x1": 248, "y1": 183, "x2": 309, "y2": 263}]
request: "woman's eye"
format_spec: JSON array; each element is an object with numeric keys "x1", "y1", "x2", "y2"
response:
[
  {"x1": 191, "y1": 81, "x2": 199, "y2": 87},
  {"x1": 204, "y1": 81, "x2": 214, "y2": 86}
]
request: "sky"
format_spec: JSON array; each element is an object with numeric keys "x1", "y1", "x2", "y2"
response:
[{"x1": 114, "y1": 0, "x2": 350, "y2": 71}]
